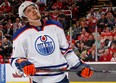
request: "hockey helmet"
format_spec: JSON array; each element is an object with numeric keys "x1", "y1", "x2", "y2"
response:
[{"x1": 18, "y1": 1, "x2": 38, "y2": 19}]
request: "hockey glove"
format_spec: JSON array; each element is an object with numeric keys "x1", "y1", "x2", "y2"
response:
[
  {"x1": 16, "y1": 59, "x2": 36, "y2": 76},
  {"x1": 71, "y1": 60, "x2": 93, "y2": 78}
]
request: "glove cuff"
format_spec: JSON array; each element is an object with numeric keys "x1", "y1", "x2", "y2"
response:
[
  {"x1": 15, "y1": 59, "x2": 33, "y2": 71},
  {"x1": 16, "y1": 58, "x2": 27, "y2": 63}
]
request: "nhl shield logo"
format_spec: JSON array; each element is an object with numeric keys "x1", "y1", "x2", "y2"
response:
[{"x1": 35, "y1": 35, "x2": 55, "y2": 56}]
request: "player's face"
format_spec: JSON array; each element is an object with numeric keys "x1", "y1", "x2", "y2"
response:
[{"x1": 24, "y1": 5, "x2": 41, "y2": 20}]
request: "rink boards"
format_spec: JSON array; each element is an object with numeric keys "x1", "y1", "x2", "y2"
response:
[{"x1": 1, "y1": 62, "x2": 116, "y2": 83}]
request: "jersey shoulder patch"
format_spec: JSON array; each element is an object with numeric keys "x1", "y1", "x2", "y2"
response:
[{"x1": 45, "y1": 20, "x2": 63, "y2": 29}]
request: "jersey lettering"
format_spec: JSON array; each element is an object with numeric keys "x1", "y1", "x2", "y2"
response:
[{"x1": 35, "y1": 35, "x2": 55, "y2": 56}]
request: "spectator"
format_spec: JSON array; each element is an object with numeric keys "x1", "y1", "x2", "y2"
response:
[
  {"x1": 2, "y1": 37, "x2": 12, "y2": 61},
  {"x1": 72, "y1": 21, "x2": 81, "y2": 40},
  {"x1": 78, "y1": 28, "x2": 89, "y2": 42},
  {"x1": 105, "y1": 35, "x2": 114, "y2": 47},
  {"x1": 80, "y1": 18, "x2": 88, "y2": 32},
  {"x1": 5, "y1": 11, "x2": 16, "y2": 23},
  {"x1": 71, "y1": 42, "x2": 78, "y2": 55},
  {"x1": 58, "y1": 10, "x2": 67, "y2": 30},
  {"x1": 0, "y1": 55, "x2": 4, "y2": 64},
  {"x1": 109, "y1": 41, "x2": 116, "y2": 55},
  {"x1": 42, "y1": 11, "x2": 51, "y2": 21},
  {"x1": 100, "y1": 27, "x2": 113, "y2": 44},
  {"x1": 52, "y1": 0, "x2": 62, "y2": 10},
  {"x1": 85, "y1": 34, "x2": 95, "y2": 49},
  {"x1": 78, "y1": 42, "x2": 87, "y2": 56},
  {"x1": 87, "y1": 14, "x2": 98, "y2": 33},
  {"x1": 111, "y1": 53, "x2": 116, "y2": 61},
  {"x1": 2, "y1": 22, "x2": 7, "y2": 36},
  {"x1": 86, "y1": 8, "x2": 95, "y2": 19},
  {"x1": 94, "y1": 35, "x2": 101, "y2": 49},
  {"x1": 75, "y1": 35, "x2": 85, "y2": 49},
  {"x1": 87, "y1": 49, "x2": 96, "y2": 62},
  {"x1": 99, "y1": 48, "x2": 112, "y2": 61},
  {"x1": 0, "y1": 41, "x2": 4, "y2": 55},
  {"x1": 13, "y1": 17, "x2": 22, "y2": 34},
  {"x1": 106, "y1": 5, "x2": 114, "y2": 16},
  {"x1": 80, "y1": 50, "x2": 88, "y2": 61},
  {"x1": 61, "y1": 0, "x2": 69, "y2": 9},
  {"x1": 0, "y1": 11, "x2": 5, "y2": 25},
  {"x1": 97, "y1": 14, "x2": 108, "y2": 32},
  {"x1": 0, "y1": 0, "x2": 11, "y2": 13},
  {"x1": 106, "y1": 12, "x2": 115, "y2": 30},
  {"x1": 70, "y1": 3, "x2": 79, "y2": 19},
  {"x1": 97, "y1": 41, "x2": 107, "y2": 57},
  {"x1": 5, "y1": 19, "x2": 13, "y2": 36},
  {"x1": 51, "y1": 9, "x2": 59, "y2": 20},
  {"x1": 87, "y1": 44, "x2": 96, "y2": 56},
  {"x1": 94, "y1": 8, "x2": 103, "y2": 20}
]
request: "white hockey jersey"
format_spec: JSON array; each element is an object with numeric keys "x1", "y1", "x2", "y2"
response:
[{"x1": 10, "y1": 20, "x2": 80, "y2": 83}]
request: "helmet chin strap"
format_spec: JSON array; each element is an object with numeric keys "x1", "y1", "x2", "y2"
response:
[
  {"x1": 27, "y1": 16, "x2": 42, "y2": 27},
  {"x1": 26, "y1": 17, "x2": 41, "y2": 23},
  {"x1": 27, "y1": 18, "x2": 41, "y2": 23}
]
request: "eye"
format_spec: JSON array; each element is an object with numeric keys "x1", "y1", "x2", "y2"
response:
[
  {"x1": 27, "y1": 9, "x2": 31, "y2": 13},
  {"x1": 32, "y1": 6, "x2": 37, "y2": 10},
  {"x1": 24, "y1": 8, "x2": 31, "y2": 14}
]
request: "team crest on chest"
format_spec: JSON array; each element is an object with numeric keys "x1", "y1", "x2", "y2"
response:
[{"x1": 35, "y1": 35, "x2": 55, "y2": 56}]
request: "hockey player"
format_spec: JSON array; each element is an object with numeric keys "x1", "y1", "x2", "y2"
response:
[{"x1": 10, "y1": 1, "x2": 93, "y2": 83}]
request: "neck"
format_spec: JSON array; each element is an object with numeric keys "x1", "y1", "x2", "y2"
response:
[{"x1": 29, "y1": 20, "x2": 42, "y2": 27}]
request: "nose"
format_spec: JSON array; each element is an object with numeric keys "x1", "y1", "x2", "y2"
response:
[{"x1": 32, "y1": 9, "x2": 37, "y2": 13}]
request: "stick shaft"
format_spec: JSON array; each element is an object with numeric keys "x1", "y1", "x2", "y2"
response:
[{"x1": 36, "y1": 68, "x2": 116, "y2": 74}]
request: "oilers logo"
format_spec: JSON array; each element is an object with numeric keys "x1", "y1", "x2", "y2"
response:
[{"x1": 35, "y1": 35, "x2": 55, "y2": 56}]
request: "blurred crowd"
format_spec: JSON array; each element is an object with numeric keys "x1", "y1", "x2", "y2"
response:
[
  {"x1": 67, "y1": 5, "x2": 116, "y2": 62},
  {"x1": 0, "y1": 0, "x2": 116, "y2": 63}
]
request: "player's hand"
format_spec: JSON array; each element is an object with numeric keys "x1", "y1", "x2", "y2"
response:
[
  {"x1": 16, "y1": 59, "x2": 36, "y2": 76},
  {"x1": 71, "y1": 60, "x2": 93, "y2": 78}
]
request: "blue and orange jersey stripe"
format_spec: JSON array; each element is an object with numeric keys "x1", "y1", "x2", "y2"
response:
[
  {"x1": 13, "y1": 20, "x2": 64, "y2": 41},
  {"x1": 13, "y1": 26, "x2": 30, "y2": 41},
  {"x1": 45, "y1": 20, "x2": 64, "y2": 29},
  {"x1": 13, "y1": 26, "x2": 42, "y2": 41}
]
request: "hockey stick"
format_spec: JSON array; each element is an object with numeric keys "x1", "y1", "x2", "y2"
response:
[
  {"x1": 35, "y1": 68, "x2": 116, "y2": 74},
  {"x1": 93, "y1": 70, "x2": 116, "y2": 73}
]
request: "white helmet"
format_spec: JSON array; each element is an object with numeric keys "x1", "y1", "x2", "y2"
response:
[{"x1": 18, "y1": 1, "x2": 38, "y2": 19}]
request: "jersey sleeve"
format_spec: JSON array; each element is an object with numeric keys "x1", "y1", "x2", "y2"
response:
[
  {"x1": 10, "y1": 34, "x2": 28, "y2": 75},
  {"x1": 55, "y1": 22, "x2": 80, "y2": 67}
]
